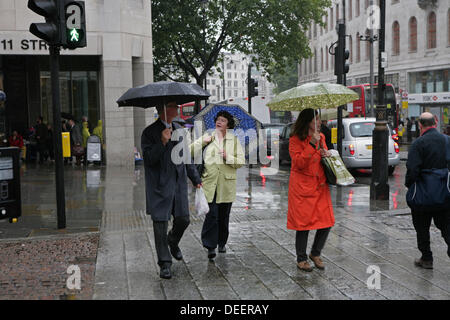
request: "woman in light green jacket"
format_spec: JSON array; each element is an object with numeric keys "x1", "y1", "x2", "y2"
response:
[{"x1": 191, "y1": 111, "x2": 245, "y2": 260}]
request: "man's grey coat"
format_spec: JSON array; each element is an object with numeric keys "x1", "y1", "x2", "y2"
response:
[{"x1": 141, "y1": 119, "x2": 201, "y2": 221}]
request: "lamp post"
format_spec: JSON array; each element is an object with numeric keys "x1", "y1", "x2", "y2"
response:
[
  {"x1": 359, "y1": 19, "x2": 378, "y2": 116},
  {"x1": 370, "y1": 0, "x2": 389, "y2": 203}
]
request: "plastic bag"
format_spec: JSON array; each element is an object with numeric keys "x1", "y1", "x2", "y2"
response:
[
  {"x1": 323, "y1": 149, "x2": 355, "y2": 186},
  {"x1": 195, "y1": 187, "x2": 210, "y2": 215}
]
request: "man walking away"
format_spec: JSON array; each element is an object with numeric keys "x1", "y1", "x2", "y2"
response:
[
  {"x1": 405, "y1": 112, "x2": 450, "y2": 269},
  {"x1": 141, "y1": 102, "x2": 202, "y2": 279}
]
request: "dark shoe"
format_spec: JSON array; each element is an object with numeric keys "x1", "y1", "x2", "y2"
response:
[
  {"x1": 169, "y1": 244, "x2": 183, "y2": 261},
  {"x1": 159, "y1": 266, "x2": 172, "y2": 279},
  {"x1": 309, "y1": 254, "x2": 325, "y2": 270},
  {"x1": 218, "y1": 245, "x2": 226, "y2": 253},
  {"x1": 414, "y1": 258, "x2": 433, "y2": 269},
  {"x1": 207, "y1": 248, "x2": 216, "y2": 260}
]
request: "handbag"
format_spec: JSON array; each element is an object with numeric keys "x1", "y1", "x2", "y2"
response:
[
  {"x1": 321, "y1": 157, "x2": 337, "y2": 185},
  {"x1": 72, "y1": 145, "x2": 85, "y2": 157},
  {"x1": 406, "y1": 136, "x2": 450, "y2": 210}
]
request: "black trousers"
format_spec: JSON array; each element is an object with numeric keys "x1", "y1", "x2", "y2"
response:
[
  {"x1": 201, "y1": 193, "x2": 232, "y2": 250},
  {"x1": 153, "y1": 208, "x2": 190, "y2": 268},
  {"x1": 411, "y1": 209, "x2": 450, "y2": 261},
  {"x1": 295, "y1": 228, "x2": 331, "y2": 262}
]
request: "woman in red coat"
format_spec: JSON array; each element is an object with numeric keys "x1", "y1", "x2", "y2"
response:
[
  {"x1": 8, "y1": 130, "x2": 24, "y2": 148},
  {"x1": 287, "y1": 108, "x2": 335, "y2": 272}
]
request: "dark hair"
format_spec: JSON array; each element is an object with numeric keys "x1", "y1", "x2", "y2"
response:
[
  {"x1": 419, "y1": 115, "x2": 436, "y2": 128},
  {"x1": 290, "y1": 108, "x2": 319, "y2": 140},
  {"x1": 214, "y1": 110, "x2": 235, "y2": 129}
]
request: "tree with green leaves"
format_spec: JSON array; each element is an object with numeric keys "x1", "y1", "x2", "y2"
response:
[{"x1": 152, "y1": 0, "x2": 330, "y2": 86}]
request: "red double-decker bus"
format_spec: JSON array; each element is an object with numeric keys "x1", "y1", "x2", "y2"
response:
[
  {"x1": 348, "y1": 83, "x2": 398, "y2": 130},
  {"x1": 179, "y1": 102, "x2": 196, "y2": 120}
]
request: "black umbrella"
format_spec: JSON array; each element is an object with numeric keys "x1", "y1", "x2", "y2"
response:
[
  {"x1": 61, "y1": 112, "x2": 75, "y2": 121},
  {"x1": 116, "y1": 81, "x2": 210, "y2": 108}
]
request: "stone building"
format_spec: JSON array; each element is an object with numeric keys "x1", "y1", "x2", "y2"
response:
[
  {"x1": 0, "y1": 0, "x2": 154, "y2": 166},
  {"x1": 299, "y1": 0, "x2": 450, "y2": 132}
]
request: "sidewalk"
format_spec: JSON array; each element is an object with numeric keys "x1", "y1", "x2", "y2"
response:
[
  {"x1": 0, "y1": 162, "x2": 448, "y2": 300},
  {"x1": 92, "y1": 165, "x2": 449, "y2": 300}
]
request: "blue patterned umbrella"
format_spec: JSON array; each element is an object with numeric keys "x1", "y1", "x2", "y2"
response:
[{"x1": 192, "y1": 104, "x2": 262, "y2": 153}]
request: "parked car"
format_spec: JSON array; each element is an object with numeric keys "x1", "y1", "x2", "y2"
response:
[
  {"x1": 262, "y1": 123, "x2": 285, "y2": 158},
  {"x1": 328, "y1": 117, "x2": 400, "y2": 175},
  {"x1": 278, "y1": 122, "x2": 295, "y2": 164}
]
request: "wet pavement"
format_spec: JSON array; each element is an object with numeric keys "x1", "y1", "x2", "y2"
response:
[{"x1": 0, "y1": 146, "x2": 449, "y2": 299}]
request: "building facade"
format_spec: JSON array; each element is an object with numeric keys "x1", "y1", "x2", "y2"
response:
[
  {"x1": 0, "y1": 0, "x2": 154, "y2": 166},
  {"x1": 205, "y1": 52, "x2": 275, "y2": 103},
  {"x1": 299, "y1": 0, "x2": 450, "y2": 133}
]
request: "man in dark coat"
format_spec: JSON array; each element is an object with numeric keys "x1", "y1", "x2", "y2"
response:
[
  {"x1": 68, "y1": 118, "x2": 83, "y2": 166},
  {"x1": 141, "y1": 102, "x2": 202, "y2": 279},
  {"x1": 405, "y1": 112, "x2": 450, "y2": 269},
  {"x1": 35, "y1": 116, "x2": 48, "y2": 164},
  {"x1": 320, "y1": 120, "x2": 333, "y2": 150}
]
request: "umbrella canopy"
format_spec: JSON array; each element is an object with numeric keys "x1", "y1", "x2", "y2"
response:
[
  {"x1": 267, "y1": 82, "x2": 358, "y2": 111},
  {"x1": 191, "y1": 104, "x2": 262, "y2": 152},
  {"x1": 116, "y1": 81, "x2": 210, "y2": 108},
  {"x1": 319, "y1": 108, "x2": 350, "y2": 121}
]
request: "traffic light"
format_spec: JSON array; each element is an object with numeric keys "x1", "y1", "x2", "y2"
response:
[
  {"x1": 28, "y1": 0, "x2": 60, "y2": 45},
  {"x1": 61, "y1": 1, "x2": 87, "y2": 49},
  {"x1": 343, "y1": 49, "x2": 350, "y2": 74},
  {"x1": 249, "y1": 78, "x2": 258, "y2": 98},
  {"x1": 28, "y1": 0, "x2": 86, "y2": 49},
  {"x1": 334, "y1": 44, "x2": 342, "y2": 76}
]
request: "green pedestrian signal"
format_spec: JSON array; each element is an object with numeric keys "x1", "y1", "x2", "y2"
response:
[
  {"x1": 70, "y1": 28, "x2": 79, "y2": 42},
  {"x1": 61, "y1": 1, "x2": 86, "y2": 49}
]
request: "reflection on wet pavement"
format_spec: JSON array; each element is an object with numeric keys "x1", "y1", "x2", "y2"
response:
[{"x1": 0, "y1": 157, "x2": 410, "y2": 239}]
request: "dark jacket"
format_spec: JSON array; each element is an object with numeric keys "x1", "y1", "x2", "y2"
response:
[
  {"x1": 320, "y1": 123, "x2": 333, "y2": 150},
  {"x1": 69, "y1": 123, "x2": 82, "y2": 146},
  {"x1": 141, "y1": 119, "x2": 201, "y2": 222},
  {"x1": 405, "y1": 128, "x2": 449, "y2": 188}
]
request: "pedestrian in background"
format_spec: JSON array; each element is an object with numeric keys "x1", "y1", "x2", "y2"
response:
[
  {"x1": 287, "y1": 108, "x2": 335, "y2": 272},
  {"x1": 141, "y1": 102, "x2": 202, "y2": 279},
  {"x1": 190, "y1": 110, "x2": 245, "y2": 260},
  {"x1": 82, "y1": 121, "x2": 90, "y2": 165},
  {"x1": 46, "y1": 124, "x2": 54, "y2": 161},
  {"x1": 35, "y1": 116, "x2": 48, "y2": 164},
  {"x1": 8, "y1": 130, "x2": 23, "y2": 149},
  {"x1": 320, "y1": 120, "x2": 333, "y2": 150},
  {"x1": 68, "y1": 118, "x2": 83, "y2": 166},
  {"x1": 405, "y1": 112, "x2": 450, "y2": 269}
]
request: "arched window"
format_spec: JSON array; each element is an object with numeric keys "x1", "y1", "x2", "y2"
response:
[
  {"x1": 330, "y1": 7, "x2": 334, "y2": 30},
  {"x1": 321, "y1": 48, "x2": 324, "y2": 72},
  {"x1": 409, "y1": 17, "x2": 417, "y2": 52},
  {"x1": 349, "y1": 36, "x2": 353, "y2": 63},
  {"x1": 392, "y1": 21, "x2": 400, "y2": 55},
  {"x1": 365, "y1": 29, "x2": 370, "y2": 61},
  {"x1": 356, "y1": 0, "x2": 360, "y2": 17},
  {"x1": 427, "y1": 11, "x2": 436, "y2": 49},
  {"x1": 348, "y1": 0, "x2": 352, "y2": 21},
  {"x1": 314, "y1": 49, "x2": 317, "y2": 73},
  {"x1": 448, "y1": 9, "x2": 450, "y2": 46},
  {"x1": 356, "y1": 32, "x2": 361, "y2": 62}
]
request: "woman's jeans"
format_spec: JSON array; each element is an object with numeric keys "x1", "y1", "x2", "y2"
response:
[
  {"x1": 295, "y1": 228, "x2": 331, "y2": 262},
  {"x1": 201, "y1": 193, "x2": 232, "y2": 250}
]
